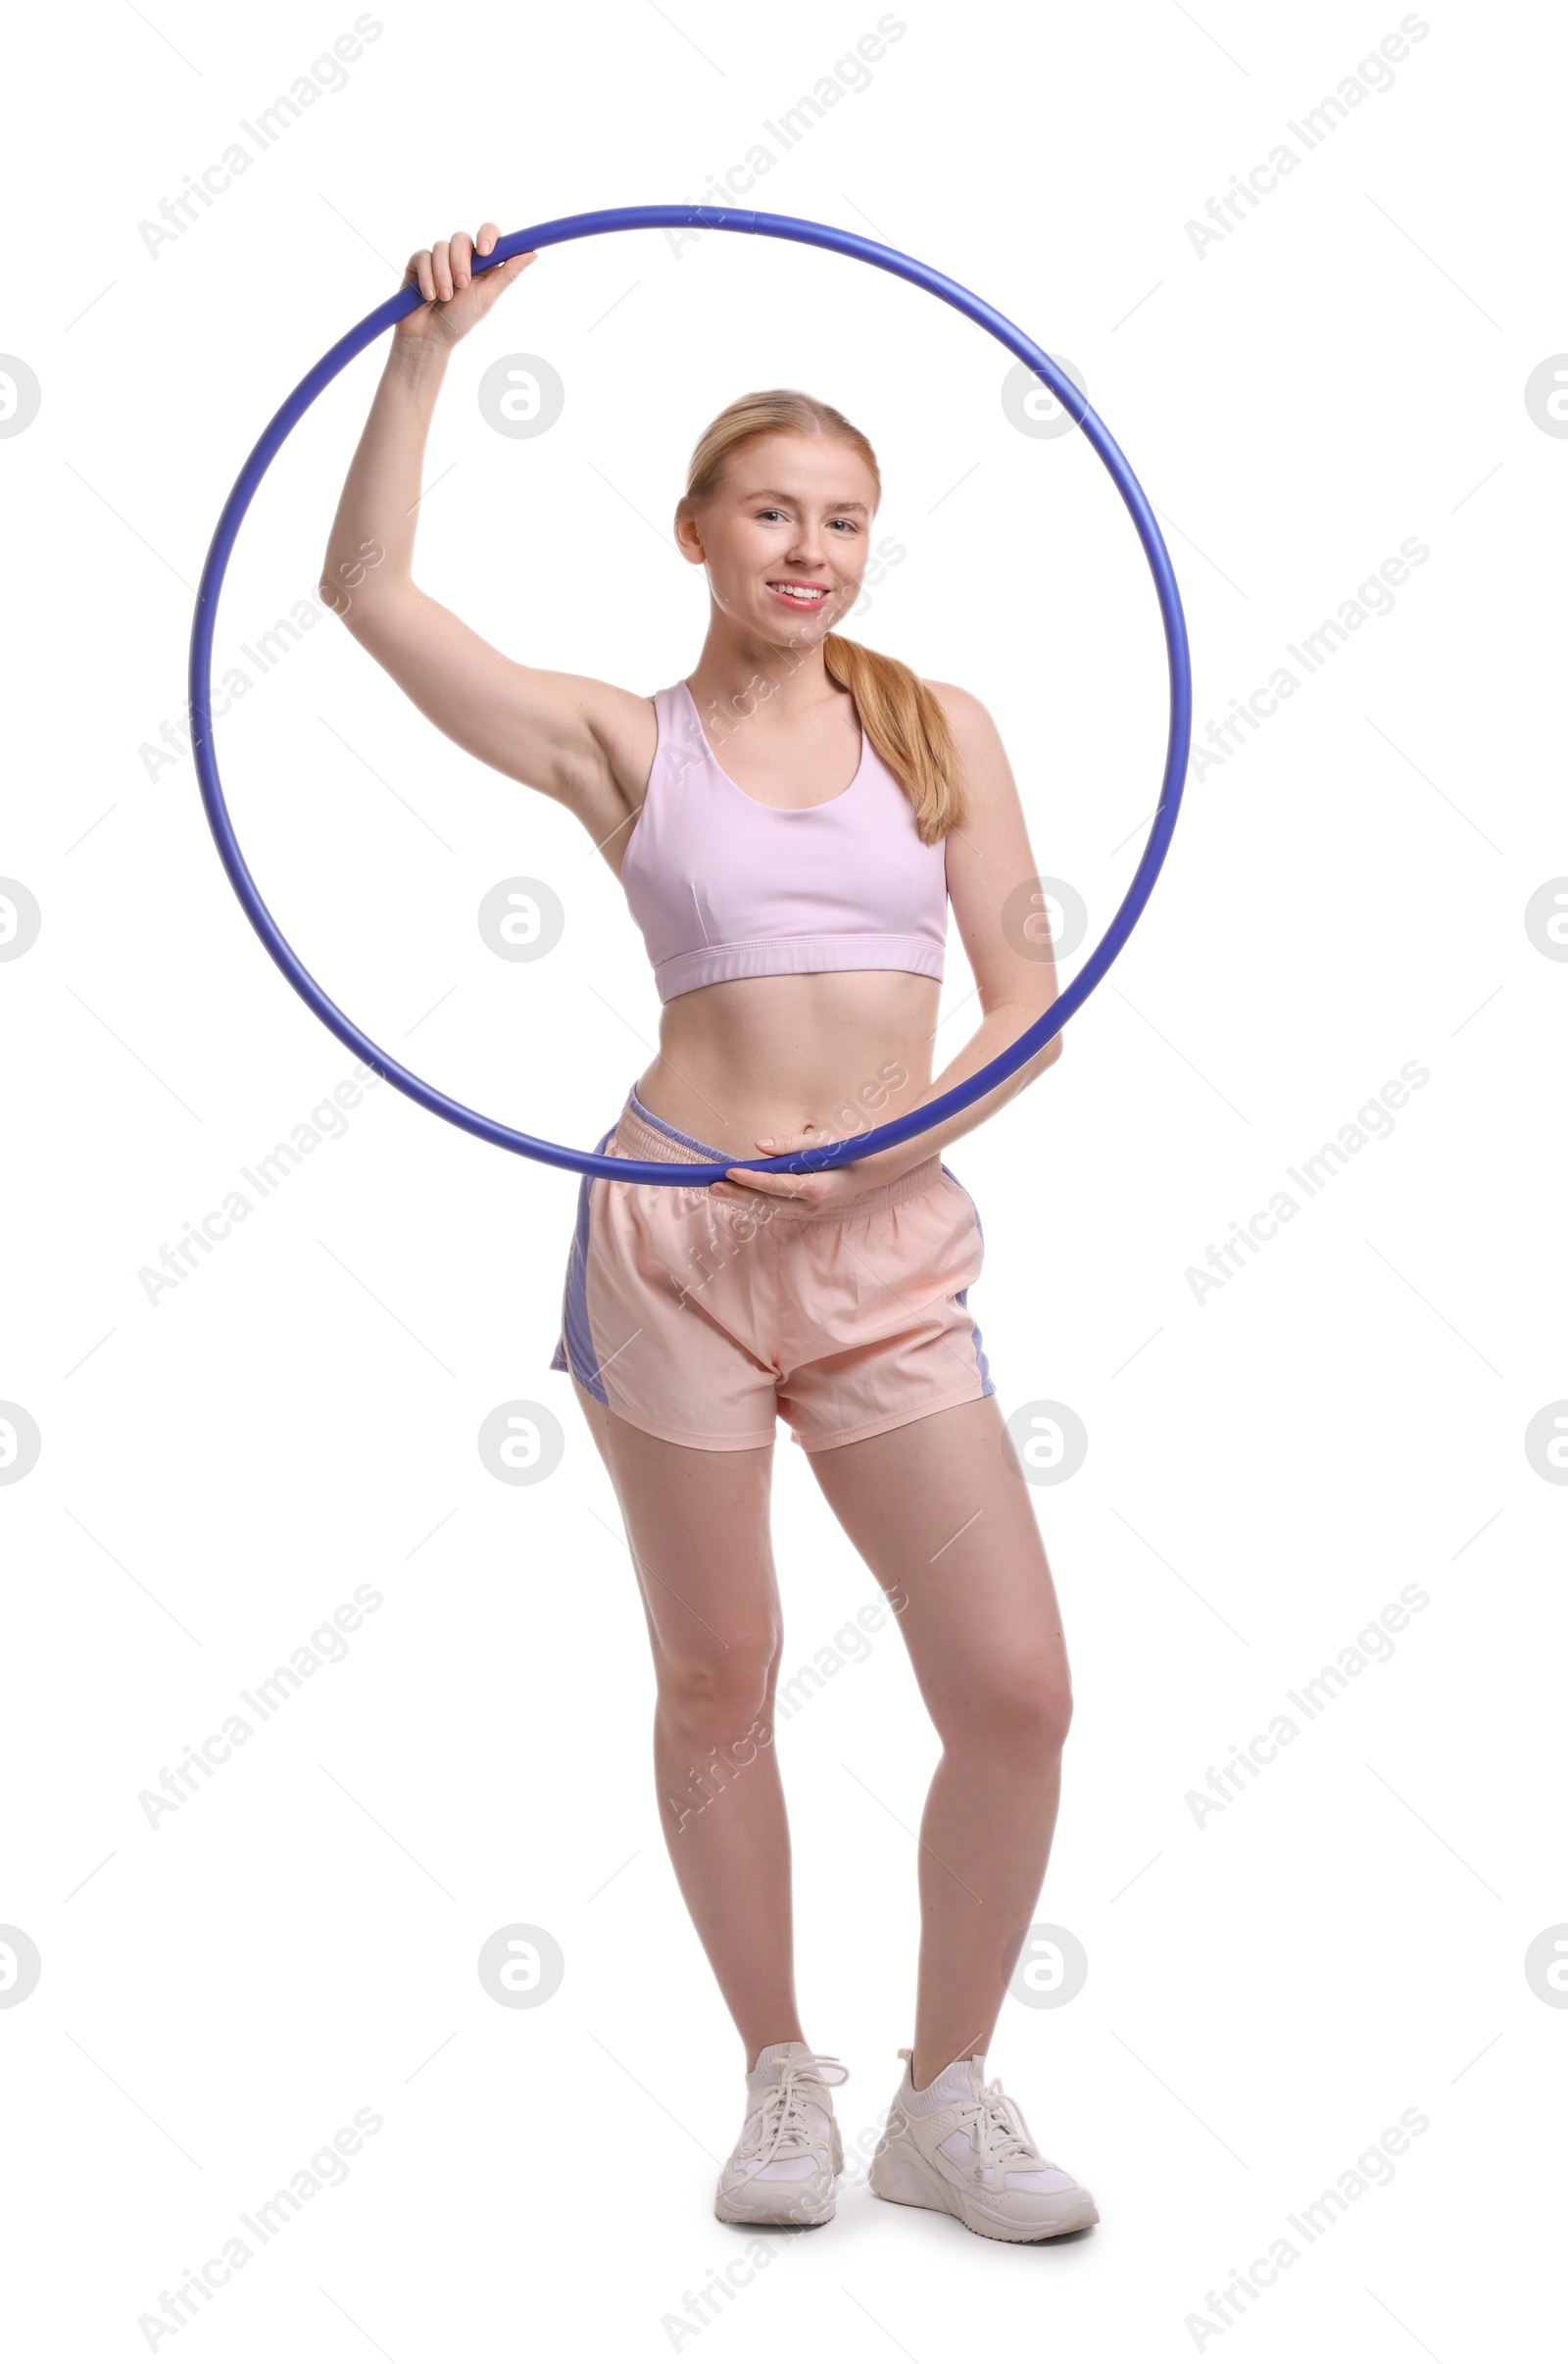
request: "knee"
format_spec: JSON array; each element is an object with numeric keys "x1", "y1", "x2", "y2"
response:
[
  {"x1": 944, "y1": 1663, "x2": 1073, "y2": 1768},
  {"x1": 655, "y1": 1630, "x2": 780, "y2": 1745},
  {"x1": 997, "y1": 1674, "x2": 1073, "y2": 1767}
]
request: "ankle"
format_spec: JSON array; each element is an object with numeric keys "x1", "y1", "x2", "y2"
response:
[
  {"x1": 908, "y1": 2039, "x2": 988, "y2": 2091},
  {"x1": 747, "y1": 2033, "x2": 808, "y2": 2071}
]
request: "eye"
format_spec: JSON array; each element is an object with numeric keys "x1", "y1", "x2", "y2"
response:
[{"x1": 829, "y1": 517, "x2": 859, "y2": 534}]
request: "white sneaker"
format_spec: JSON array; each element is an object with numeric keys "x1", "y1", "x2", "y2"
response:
[
  {"x1": 870, "y1": 2048, "x2": 1098, "y2": 2242},
  {"x1": 713, "y1": 2043, "x2": 849, "y2": 2227}
]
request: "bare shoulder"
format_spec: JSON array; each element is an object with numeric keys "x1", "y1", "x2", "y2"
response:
[
  {"x1": 920, "y1": 678, "x2": 1017, "y2": 801},
  {"x1": 922, "y1": 677, "x2": 995, "y2": 735},
  {"x1": 919, "y1": 673, "x2": 1037, "y2": 898}
]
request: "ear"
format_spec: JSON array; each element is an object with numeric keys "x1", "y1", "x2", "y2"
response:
[{"x1": 672, "y1": 509, "x2": 707, "y2": 566}]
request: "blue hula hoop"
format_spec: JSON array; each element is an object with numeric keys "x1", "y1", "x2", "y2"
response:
[{"x1": 189, "y1": 205, "x2": 1191, "y2": 1186}]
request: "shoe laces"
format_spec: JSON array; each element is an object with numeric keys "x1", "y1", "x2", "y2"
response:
[
  {"x1": 749, "y1": 2051, "x2": 848, "y2": 2168},
  {"x1": 953, "y1": 2078, "x2": 1051, "y2": 2175}
]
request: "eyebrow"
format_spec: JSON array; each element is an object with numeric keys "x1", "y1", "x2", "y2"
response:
[{"x1": 743, "y1": 487, "x2": 872, "y2": 515}]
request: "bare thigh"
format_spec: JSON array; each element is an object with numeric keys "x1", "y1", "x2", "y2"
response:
[
  {"x1": 806, "y1": 1391, "x2": 1072, "y2": 1732},
  {"x1": 571, "y1": 1379, "x2": 782, "y2": 1691}
]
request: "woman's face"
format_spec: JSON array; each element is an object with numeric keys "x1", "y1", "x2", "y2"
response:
[{"x1": 677, "y1": 430, "x2": 879, "y2": 645}]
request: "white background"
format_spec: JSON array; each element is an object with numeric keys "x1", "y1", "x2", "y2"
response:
[{"x1": 3, "y1": 0, "x2": 1564, "y2": 2355}]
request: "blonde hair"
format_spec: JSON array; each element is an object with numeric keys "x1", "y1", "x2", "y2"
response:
[{"x1": 676, "y1": 389, "x2": 967, "y2": 842}]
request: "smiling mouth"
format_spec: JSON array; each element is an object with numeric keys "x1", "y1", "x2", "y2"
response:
[{"x1": 766, "y1": 580, "x2": 832, "y2": 607}]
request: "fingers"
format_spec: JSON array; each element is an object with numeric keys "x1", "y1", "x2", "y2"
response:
[
  {"x1": 754, "y1": 1128, "x2": 827, "y2": 1162},
  {"x1": 472, "y1": 222, "x2": 529, "y2": 279},
  {"x1": 404, "y1": 226, "x2": 537, "y2": 308},
  {"x1": 715, "y1": 1165, "x2": 819, "y2": 1205},
  {"x1": 404, "y1": 242, "x2": 454, "y2": 303}
]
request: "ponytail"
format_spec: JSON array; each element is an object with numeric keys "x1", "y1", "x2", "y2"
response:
[
  {"x1": 679, "y1": 389, "x2": 968, "y2": 842},
  {"x1": 820, "y1": 630, "x2": 965, "y2": 844}
]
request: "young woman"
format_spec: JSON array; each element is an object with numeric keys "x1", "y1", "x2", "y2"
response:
[{"x1": 321, "y1": 222, "x2": 1096, "y2": 2245}]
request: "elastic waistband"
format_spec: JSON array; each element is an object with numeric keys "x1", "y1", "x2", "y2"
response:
[{"x1": 608, "y1": 1083, "x2": 944, "y2": 1223}]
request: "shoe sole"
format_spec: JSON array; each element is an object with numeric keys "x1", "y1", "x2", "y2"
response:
[
  {"x1": 870, "y1": 2132, "x2": 1099, "y2": 2243},
  {"x1": 713, "y1": 2187, "x2": 837, "y2": 2228}
]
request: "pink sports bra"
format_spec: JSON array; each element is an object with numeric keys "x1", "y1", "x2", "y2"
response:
[{"x1": 620, "y1": 680, "x2": 949, "y2": 1004}]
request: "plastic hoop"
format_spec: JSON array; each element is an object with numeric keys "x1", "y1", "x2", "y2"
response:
[{"x1": 190, "y1": 206, "x2": 1191, "y2": 1185}]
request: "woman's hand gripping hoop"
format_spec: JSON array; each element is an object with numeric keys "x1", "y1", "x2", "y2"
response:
[{"x1": 189, "y1": 206, "x2": 1192, "y2": 1187}]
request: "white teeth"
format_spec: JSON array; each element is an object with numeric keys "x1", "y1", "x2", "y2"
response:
[{"x1": 773, "y1": 584, "x2": 826, "y2": 601}]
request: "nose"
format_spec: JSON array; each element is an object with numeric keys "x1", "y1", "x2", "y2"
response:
[{"x1": 784, "y1": 521, "x2": 829, "y2": 570}]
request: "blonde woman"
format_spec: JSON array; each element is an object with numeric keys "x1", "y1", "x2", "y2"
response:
[{"x1": 321, "y1": 222, "x2": 1097, "y2": 2244}]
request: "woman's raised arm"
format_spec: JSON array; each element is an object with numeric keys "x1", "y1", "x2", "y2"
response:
[{"x1": 318, "y1": 222, "x2": 651, "y2": 840}]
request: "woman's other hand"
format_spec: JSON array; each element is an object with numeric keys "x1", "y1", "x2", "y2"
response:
[{"x1": 711, "y1": 1123, "x2": 909, "y2": 1211}]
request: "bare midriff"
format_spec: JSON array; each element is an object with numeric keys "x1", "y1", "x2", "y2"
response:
[{"x1": 635, "y1": 968, "x2": 942, "y2": 1161}]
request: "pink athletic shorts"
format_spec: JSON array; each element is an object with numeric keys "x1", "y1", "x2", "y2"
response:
[{"x1": 550, "y1": 1084, "x2": 996, "y2": 1453}]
